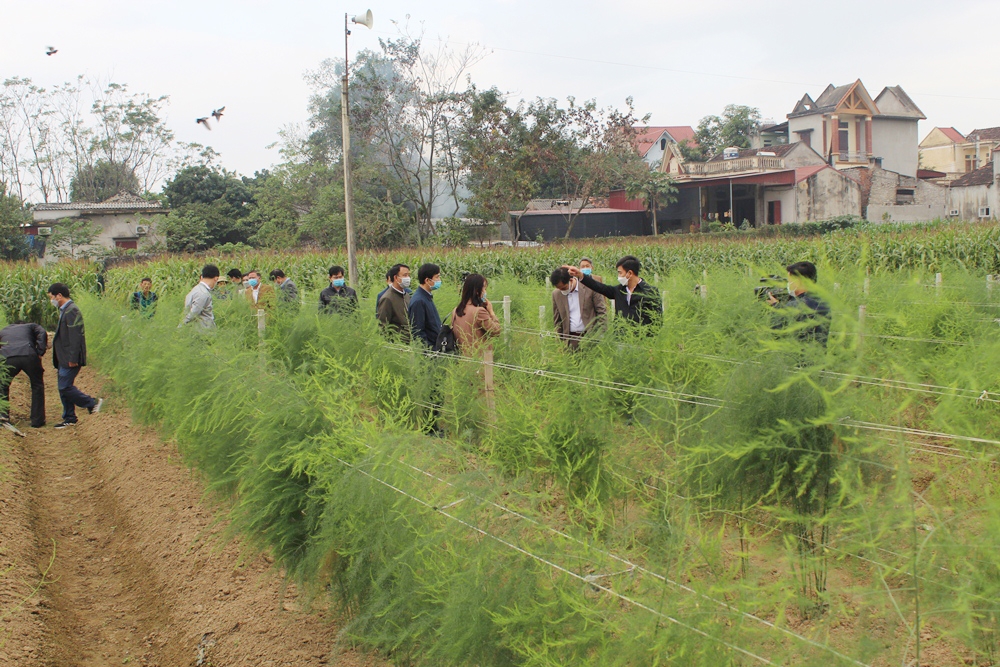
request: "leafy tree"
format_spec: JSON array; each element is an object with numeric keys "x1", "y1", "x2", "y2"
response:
[
  {"x1": 69, "y1": 160, "x2": 139, "y2": 202},
  {"x1": 625, "y1": 169, "x2": 678, "y2": 236},
  {"x1": 159, "y1": 208, "x2": 210, "y2": 252},
  {"x1": 694, "y1": 104, "x2": 762, "y2": 158},
  {"x1": 162, "y1": 165, "x2": 252, "y2": 210},
  {"x1": 0, "y1": 183, "x2": 31, "y2": 260},
  {"x1": 49, "y1": 217, "x2": 101, "y2": 259},
  {"x1": 161, "y1": 166, "x2": 256, "y2": 248}
]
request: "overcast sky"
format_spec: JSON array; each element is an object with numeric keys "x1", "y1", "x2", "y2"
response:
[{"x1": 5, "y1": 0, "x2": 999, "y2": 180}]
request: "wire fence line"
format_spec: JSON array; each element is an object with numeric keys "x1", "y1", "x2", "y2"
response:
[{"x1": 331, "y1": 449, "x2": 873, "y2": 667}]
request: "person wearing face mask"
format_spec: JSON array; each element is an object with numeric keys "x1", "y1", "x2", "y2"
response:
[
  {"x1": 450, "y1": 273, "x2": 501, "y2": 355},
  {"x1": 377, "y1": 264, "x2": 412, "y2": 341},
  {"x1": 215, "y1": 268, "x2": 244, "y2": 300},
  {"x1": 767, "y1": 261, "x2": 830, "y2": 346},
  {"x1": 243, "y1": 270, "x2": 276, "y2": 311},
  {"x1": 182, "y1": 264, "x2": 221, "y2": 329},
  {"x1": 408, "y1": 263, "x2": 443, "y2": 349},
  {"x1": 550, "y1": 266, "x2": 606, "y2": 349},
  {"x1": 567, "y1": 255, "x2": 661, "y2": 329},
  {"x1": 319, "y1": 265, "x2": 358, "y2": 314},
  {"x1": 579, "y1": 257, "x2": 602, "y2": 283},
  {"x1": 47, "y1": 283, "x2": 103, "y2": 429}
]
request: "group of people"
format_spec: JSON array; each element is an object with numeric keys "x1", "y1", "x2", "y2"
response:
[
  {"x1": 0, "y1": 254, "x2": 828, "y2": 430},
  {"x1": 0, "y1": 283, "x2": 103, "y2": 430}
]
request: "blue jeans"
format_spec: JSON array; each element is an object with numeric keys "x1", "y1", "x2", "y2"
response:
[{"x1": 57, "y1": 365, "x2": 95, "y2": 422}]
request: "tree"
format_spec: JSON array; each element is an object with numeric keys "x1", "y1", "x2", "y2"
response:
[
  {"x1": 0, "y1": 182, "x2": 31, "y2": 260},
  {"x1": 625, "y1": 168, "x2": 678, "y2": 236},
  {"x1": 556, "y1": 97, "x2": 648, "y2": 238},
  {"x1": 49, "y1": 217, "x2": 101, "y2": 259},
  {"x1": 161, "y1": 165, "x2": 257, "y2": 248},
  {"x1": 69, "y1": 160, "x2": 139, "y2": 202},
  {"x1": 694, "y1": 104, "x2": 762, "y2": 158}
]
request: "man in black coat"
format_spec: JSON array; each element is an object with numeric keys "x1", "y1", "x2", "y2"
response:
[
  {"x1": 47, "y1": 283, "x2": 102, "y2": 429},
  {"x1": 319, "y1": 265, "x2": 358, "y2": 314},
  {"x1": 567, "y1": 255, "x2": 662, "y2": 329},
  {"x1": 0, "y1": 320, "x2": 48, "y2": 428}
]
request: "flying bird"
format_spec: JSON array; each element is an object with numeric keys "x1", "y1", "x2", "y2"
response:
[
  {"x1": 211, "y1": 106, "x2": 225, "y2": 121},
  {"x1": 196, "y1": 117, "x2": 212, "y2": 131},
  {"x1": 45, "y1": 46, "x2": 58, "y2": 56}
]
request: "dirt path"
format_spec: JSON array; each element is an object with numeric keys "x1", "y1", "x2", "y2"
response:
[{"x1": 0, "y1": 368, "x2": 385, "y2": 667}]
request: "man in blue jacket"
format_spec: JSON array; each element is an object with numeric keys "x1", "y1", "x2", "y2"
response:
[{"x1": 408, "y1": 263, "x2": 442, "y2": 348}]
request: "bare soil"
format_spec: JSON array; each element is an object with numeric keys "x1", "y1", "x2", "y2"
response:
[{"x1": 0, "y1": 368, "x2": 385, "y2": 667}]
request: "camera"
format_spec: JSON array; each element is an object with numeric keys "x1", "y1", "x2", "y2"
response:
[{"x1": 754, "y1": 275, "x2": 790, "y2": 303}]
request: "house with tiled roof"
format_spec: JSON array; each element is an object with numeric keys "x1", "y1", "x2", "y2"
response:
[
  {"x1": 631, "y1": 125, "x2": 696, "y2": 167},
  {"x1": 27, "y1": 191, "x2": 166, "y2": 257},
  {"x1": 656, "y1": 141, "x2": 861, "y2": 228},
  {"x1": 948, "y1": 159, "x2": 999, "y2": 221},
  {"x1": 919, "y1": 126, "x2": 1000, "y2": 178},
  {"x1": 785, "y1": 80, "x2": 925, "y2": 177}
]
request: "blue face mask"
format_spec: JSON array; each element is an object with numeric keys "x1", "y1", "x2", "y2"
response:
[
  {"x1": 431, "y1": 279, "x2": 442, "y2": 291},
  {"x1": 581, "y1": 268, "x2": 592, "y2": 276},
  {"x1": 247, "y1": 278, "x2": 259, "y2": 288},
  {"x1": 332, "y1": 278, "x2": 345, "y2": 287}
]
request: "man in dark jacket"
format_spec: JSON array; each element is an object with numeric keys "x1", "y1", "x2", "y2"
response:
[
  {"x1": 319, "y1": 265, "x2": 358, "y2": 314},
  {"x1": 0, "y1": 320, "x2": 48, "y2": 428},
  {"x1": 567, "y1": 255, "x2": 662, "y2": 329},
  {"x1": 768, "y1": 261, "x2": 830, "y2": 346},
  {"x1": 376, "y1": 264, "x2": 412, "y2": 342},
  {"x1": 408, "y1": 263, "x2": 442, "y2": 348},
  {"x1": 47, "y1": 283, "x2": 102, "y2": 429},
  {"x1": 270, "y1": 269, "x2": 298, "y2": 305}
]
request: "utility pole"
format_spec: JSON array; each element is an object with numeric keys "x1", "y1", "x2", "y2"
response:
[{"x1": 341, "y1": 10, "x2": 372, "y2": 288}]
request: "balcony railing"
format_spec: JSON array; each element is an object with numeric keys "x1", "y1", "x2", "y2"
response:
[
  {"x1": 834, "y1": 152, "x2": 873, "y2": 164},
  {"x1": 682, "y1": 156, "x2": 785, "y2": 176}
]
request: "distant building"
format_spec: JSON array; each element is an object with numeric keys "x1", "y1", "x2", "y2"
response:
[
  {"x1": 786, "y1": 80, "x2": 925, "y2": 177},
  {"x1": 27, "y1": 192, "x2": 166, "y2": 257},
  {"x1": 920, "y1": 127, "x2": 1000, "y2": 178},
  {"x1": 948, "y1": 159, "x2": 998, "y2": 222},
  {"x1": 658, "y1": 142, "x2": 861, "y2": 228},
  {"x1": 504, "y1": 198, "x2": 648, "y2": 241},
  {"x1": 632, "y1": 125, "x2": 696, "y2": 166}
]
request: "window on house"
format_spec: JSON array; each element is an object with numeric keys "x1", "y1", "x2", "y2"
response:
[
  {"x1": 965, "y1": 155, "x2": 978, "y2": 172},
  {"x1": 660, "y1": 138, "x2": 667, "y2": 150},
  {"x1": 797, "y1": 130, "x2": 812, "y2": 148},
  {"x1": 895, "y1": 188, "x2": 915, "y2": 205},
  {"x1": 838, "y1": 120, "x2": 849, "y2": 160}
]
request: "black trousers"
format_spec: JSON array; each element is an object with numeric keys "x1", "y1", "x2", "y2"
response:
[{"x1": 1, "y1": 354, "x2": 46, "y2": 427}]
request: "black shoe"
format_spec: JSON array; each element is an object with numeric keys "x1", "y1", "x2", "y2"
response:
[
  {"x1": 54, "y1": 421, "x2": 78, "y2": 429},
  {"x1": 31, "y1": 423, "x2": 45, "y2": 429},
  {"x1": 88, "y1": 398, "x2": 103, "y2": 415}
]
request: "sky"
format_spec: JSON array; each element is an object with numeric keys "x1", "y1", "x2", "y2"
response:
[{"x1": 5, "y1": 0, "x2": 999, "y2": 181}]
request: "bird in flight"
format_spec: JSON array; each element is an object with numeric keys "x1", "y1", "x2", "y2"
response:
[
  {"x1": 211, "y1": 106, "x2": 225, "y2": 121},
  {"x1": 46, "y1": 46, "x2": 58, "y2": 56},
  {"x1": 196, "y1": 117, "x2": 212, "y2": 131}
]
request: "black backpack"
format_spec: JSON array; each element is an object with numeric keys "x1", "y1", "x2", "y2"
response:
[{"x1": 433, "y1": 314, "x2": 458, "y2": 354}]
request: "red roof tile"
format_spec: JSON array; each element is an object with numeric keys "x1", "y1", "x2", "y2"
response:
[
  {"x1": 794, "y1": 165, "x2": 828, "y2": 183},
  {"x1": 939, "y1": 127, "x2": 965, "y2": 143},
  {"x1": 966, "y1": 127, "x2": 1000, "y2": 143},
  {"x1": 632, "y1": 125, "x2": 697, "y2": 156}
]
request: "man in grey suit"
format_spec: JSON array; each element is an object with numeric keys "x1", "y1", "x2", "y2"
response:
[
  {"x1": 550, "y1": 267, "x2": 606, "y2": 350},
  {"x1": 270, "y1": 269, "x2": 298, "y2": 305},
  {"x1": 182, "y1": 264, "x2": 220, "y2": 328},
  {"x1": 0, "y1": 319, "x2": 48, "y2": 428},
  {"x1": 47, "y1": 283, "x2": 102, "y2": 429}
]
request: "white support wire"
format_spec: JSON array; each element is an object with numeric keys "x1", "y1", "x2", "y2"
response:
[
  {"x1": 350, "y1": 409, "x2": 865, "y2": 665},
  {"x1": 333, "y1": 453, "x2": 795, "y2": 667}
]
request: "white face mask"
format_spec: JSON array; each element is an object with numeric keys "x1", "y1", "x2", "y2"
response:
[
  {"x1": 481, "y1": 290, "x2": 487, "y2": 301},
  {"x1": 400, "y1": 276, "x2": 411, "y2": 289},
  {"x1": 50, "y1": 298, "x2": 60, "y2": 308},
  {"x1": 618, "y1": 275, "x2": 629, "y2": 287},
  {"x1": 787, "y1": 281, "x2": 795, "y2": 294}
]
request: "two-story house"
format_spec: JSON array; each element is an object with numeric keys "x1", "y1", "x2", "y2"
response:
[{"x1": 786, "y1": 80, "x2": 925, "y2": 177}]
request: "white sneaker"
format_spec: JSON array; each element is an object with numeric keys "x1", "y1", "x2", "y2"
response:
[{"x1": 89, "y1": 398, "x2": 103, "y2": 415}]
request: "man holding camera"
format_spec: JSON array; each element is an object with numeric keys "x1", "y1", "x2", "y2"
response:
[{"x1": 767, "y1": 261, "x2": 830, "y2": 346}]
